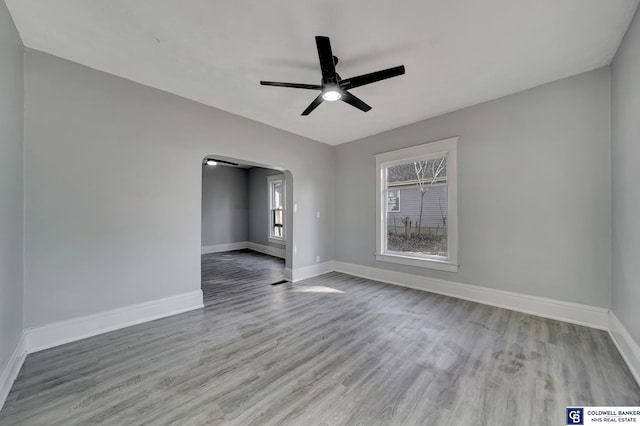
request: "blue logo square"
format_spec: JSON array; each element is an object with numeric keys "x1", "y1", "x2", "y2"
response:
[{"x1": 566, "y1": 408, "x2": 584, "y2": 425}]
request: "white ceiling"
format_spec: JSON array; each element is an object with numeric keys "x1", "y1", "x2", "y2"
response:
[{"x1": 6, "y1": 0, "x2": 638, "y2": 145}]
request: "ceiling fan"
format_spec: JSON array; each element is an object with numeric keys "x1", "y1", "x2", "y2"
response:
[{"x1": 260, "y1": 36, "x2": 406, "y2": 116}]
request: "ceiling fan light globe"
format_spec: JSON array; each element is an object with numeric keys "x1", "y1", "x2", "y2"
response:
[{"x1": 322, "y1": 90, "x2": 342, "y2": 102}]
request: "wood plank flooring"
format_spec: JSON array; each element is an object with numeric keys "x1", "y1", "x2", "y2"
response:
[{"x1": 1, "y1": 249, "x2": 638, "y2": 425}]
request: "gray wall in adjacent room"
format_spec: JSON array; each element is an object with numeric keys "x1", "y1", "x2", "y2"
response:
[
  {"x1": 201, "y1": 165, "x2": 249, "y2": 247},
  {"x1": 334, "y1": 67, "x2": 611, "y2": 307},
  {"x1": 0, "y1": 0, "x2": 24, "y2": 379},
  {"x1": 23, "y1": 49, "x2": 334, "y2": 328},
  {"x1": 248, "y1": 167, "x2": 285, "y2": 248},
  {"x1": 611, "y1": 7, "x2": 640, "y2": 344}
]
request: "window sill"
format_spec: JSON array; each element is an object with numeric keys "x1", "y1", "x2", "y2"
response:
[
  {"x1": 268, "y1": 238, "x2": 286, "y2": 246},
  {"x1": 376, "y1": 253, "x2": 458, "y2": 272}
]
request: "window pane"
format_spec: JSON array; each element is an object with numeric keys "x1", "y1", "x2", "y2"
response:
[
  {"x1": 385, "y1": 156, "x2": 448, "y2": 257},
  {"x1": 274, "y1": 209, "x2": 283, "y2": 226},
  {"x1": 272, "y1": 208, "x2": 283, "y2": 237},
  {"x1": 387, "y1": 189, "x2": 400, "y2": 212},
  {"x1": 273, "y1": 182, "x2": 283, "y2": 209}
]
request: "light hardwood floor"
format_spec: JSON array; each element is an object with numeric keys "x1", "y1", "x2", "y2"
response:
[{"x1": 1, "y1": 250, "x2": 638, "y2": 425}]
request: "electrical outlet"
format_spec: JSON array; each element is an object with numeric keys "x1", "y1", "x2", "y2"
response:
[{"x1": 316, "y1": 256, "x2": 320, "y2": 262}]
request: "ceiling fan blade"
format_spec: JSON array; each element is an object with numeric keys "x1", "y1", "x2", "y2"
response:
[
  {"x1": 341, "y1": 91, "x2": 372, "y2": 112},
  {"x1": 301, "y1": 94, "x2": 324, "y2": 116},
  {"x1": 260, "y1": 81, "x2": 322, "y2": 90},
  {"x1": 315, "y1": 36, "x2": 337, "y2": 82},
  {"x1": 340, "y1": 65, "x2": 405, "y2": 90}
]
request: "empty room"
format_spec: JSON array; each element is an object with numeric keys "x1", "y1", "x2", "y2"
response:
[
  {"x1": 201, "y1": 159, "x2": 291, "y2": 300},
  {"x1": 1, "y1": 1, "x2": 640, "y2": 425}
]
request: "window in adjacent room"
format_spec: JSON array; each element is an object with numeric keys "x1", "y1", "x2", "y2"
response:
[
  {"x1": 375, "y1": 137, "x2": 458, "y2": 272},
  {"x1": 268, "y1": 175, "x2": 285, "y2": 243},
  {"x1": 387, "y1": 189, "x2": 400, "y2": 212}
]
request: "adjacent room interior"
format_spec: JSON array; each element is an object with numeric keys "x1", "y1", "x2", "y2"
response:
[
  {"x1": 200, "y1": 157, "x2": 290, "y2": 300},
  {"x1": 1, "y1": 1, "x2": 640, "y2": 424}
]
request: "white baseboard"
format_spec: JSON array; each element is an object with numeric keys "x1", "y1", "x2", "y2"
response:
[
  {"x1": 247, "y1": 242, "x2": 285, "y2": 259},
  {"x1": 201, "y1": 241, "x2": 249, "y2": 254},
  {"x1": 291, "y1": 261, "x2": 334, "y2": 282},
  {"x1": 608, "y1": 312, "x2": 640, "y2": 386},
  {"x1": 332, "y1": 261, "x2": 609, "y2": 330},
  {"x1": 0, "y1": 332, "x2": 27, "y2": 412},
  {"x1": 26, "y1": 290, "x2": 204, "y2": 353}
]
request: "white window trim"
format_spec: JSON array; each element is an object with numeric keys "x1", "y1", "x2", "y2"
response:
[
  {"x1": 375, "y1": 137, "x2": 458, "y2": 273},
  {"x1": 267, "y1": 175, "x2": 286, "y2": 245}
]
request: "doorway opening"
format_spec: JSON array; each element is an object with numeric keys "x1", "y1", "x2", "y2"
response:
[{"x1": 200, "y1": 156, "x2": 292, "y2": 304}]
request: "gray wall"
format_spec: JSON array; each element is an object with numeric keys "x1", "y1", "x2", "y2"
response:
[
  {"x1": 612, "y1": 7, "x2": 640, "y2": 344},
  {"x1": 201, "y1": 165, "x2": 249, "y2": 247},
  {"x1": 248, "y1": 167, "x2": 286, "y2": 248},
  {"x1": 0, "y1": 0, "x2": 24, "y2": 373},
  {"x1": 335, "y1": 67, "x2": 611, "y2": 307},
  {"x1": 23, "y1": 49, "x2": 334, "y2": 328}
]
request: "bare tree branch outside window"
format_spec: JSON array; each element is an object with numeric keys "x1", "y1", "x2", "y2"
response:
[{"x1": 413, "y1": 156, "x2": 446, "y2": 237}]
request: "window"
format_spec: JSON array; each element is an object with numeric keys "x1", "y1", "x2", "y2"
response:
[
  {"x1": 268, "y1": 175, "x2": 285, "y2": 243},
  {"x1": 375, "y1": 137, "x2": 458, "y2": 272},
  {"x1": 387, "y1": 189, "x2": 400, "y2": 212}
]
